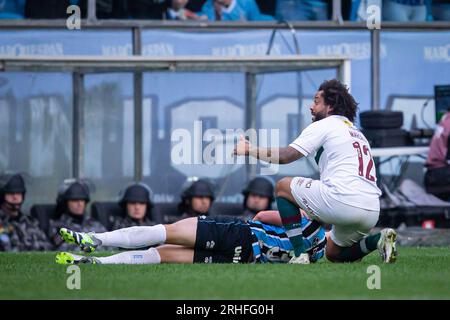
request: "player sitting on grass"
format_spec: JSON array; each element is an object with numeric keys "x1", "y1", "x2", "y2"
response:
[
  {"x1": 55, "y1": 210, "x2": 325, "y2": 265},
  {"x1": 234, "y1": 79, "x2": 397, "y2": 264}
]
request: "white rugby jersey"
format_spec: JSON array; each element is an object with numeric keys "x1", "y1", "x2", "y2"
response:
[{"x1": 289, "y1": 115, "x2": 382, "y2": 211}]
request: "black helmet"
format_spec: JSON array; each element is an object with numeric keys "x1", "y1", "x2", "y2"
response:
[
  {"x1": 0, "y1": 173, "x2": 27, "y2": 205},
  {"x1": 57, "y1": 179, "x2": 90, "y2": 204},
  {"x1": 181, "y1": 177, "x2": 215, "y2": 201},
  {"x1": 54, "y1": 179, "x2": 91, "y2": 218},
  {"x1": 0, "y1": 174, "x2": 26, "y2": 194},
  {"x1": 242, "y1": 176, "x2": 274, "y2": 201},
  {"x1": 118, "y1": 182, "x2": 153, "y2": 208}
]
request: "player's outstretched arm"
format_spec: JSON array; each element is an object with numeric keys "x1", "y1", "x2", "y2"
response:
[
  {"x1": 233, "y1": 135, "x2": 303, "y2": 164},
  {"x1": 253, "y1": 210, "x2": 283, "y2": 226}
]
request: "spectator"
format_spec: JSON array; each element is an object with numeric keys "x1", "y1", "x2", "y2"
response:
[
  {"x1": 165, "y1": 0, "x2": 208, "y2": 20},
  {"x1": 432, "y1": 0, "x2": 450, "y2": 21},
  {"x1": 341, "y1": 0, "x2": 353, "y2": 20},
  {"x1": 165, "y1": 177, "x2": 215, "y2": 223},
  {"x1": 0, "y1": 173, "x2": 52, "y2": 251},
  {"x1": 128, "y1": 0, "x2": 168, "y2": 20},
  {"x1": 186, "y1": 0, "x2": 208, "y2": 12},
  {"x1": 112, "y1": 182, "x2": 156, "y2": 229},
  {"x1": 201, "y1": 0, "x2": 274, "y2": 21},
  {"x1": 92, "y1": 0, "x2": 128, "y2": 19},
  {"x1": 275, "y1": 0, "x2": 329, "y2": 21},
  {"x1": 24, "y1": 0, "x2": 72, "y2": 19},
  {"x1": 424, "y1": 108, "x2": 450, "y2": 200},
  {"x1": 240, "y1": 176, "x2": 275, "y2": 221},
  {"x1": 0, "y1": 0, "x2": 25, "y2": 19},
  {"x1": 255, "y1": 0, "x2": 276, "y2": 17},
  {"x1": 48, "y1": 179, "x2": 106, "y2": 251},
  {"x1": 382, "y1": 0, "x2": 427, "y2": 22}
]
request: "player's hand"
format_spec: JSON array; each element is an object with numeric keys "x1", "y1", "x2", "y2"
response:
[
  {"x1": 300, "y1": 209, "x2": 309, "y2": 219},
  {"x1": 233, "y1": 135, "x2": 251, "y2": 156}
]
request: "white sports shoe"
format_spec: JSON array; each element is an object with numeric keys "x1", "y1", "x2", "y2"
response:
[
  {"x1": 288, "y1": 253, "x2": 310, "y2": 264},
  {"x1": 377, "y1": 228, "x2": 398, "y2": 263}
]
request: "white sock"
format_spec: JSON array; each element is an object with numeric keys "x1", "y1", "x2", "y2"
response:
[
  {"x1": 94, "y1": 225, "x2": 167, "y2": 249},
  {"x1": 97, "y1": 248, "x2": 161, "y2": 265}
]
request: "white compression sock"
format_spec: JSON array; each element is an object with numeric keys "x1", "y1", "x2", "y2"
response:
[
  {"x1": 94, "y1": 225, "x2": 167, "y2": 249},
  {"x1": 97, "y1": 248, "x2": 161, "y2": 265}
]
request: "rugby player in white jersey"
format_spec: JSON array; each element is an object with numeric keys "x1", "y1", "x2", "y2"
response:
[{"x1": 234, "y1": 79, "x2": 397, "y2": 264}]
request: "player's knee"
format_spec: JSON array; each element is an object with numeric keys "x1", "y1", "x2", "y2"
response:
[
  {"x1": 164, "y1": 224, "x2": 176, "y2": 237},
  {"x1": 275, "y1": 177, "x2": 291, "y2": 197},
  {"x1": 325, "y1": 250, "x2": 339, "y2": 263},
  {"x1": 325, "y1": 247, "x2": 342, "y2": 263}
]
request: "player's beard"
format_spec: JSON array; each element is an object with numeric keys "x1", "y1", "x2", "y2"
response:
[{"x1": 312, "y1": 110, "x2": 327, "y2": 122}]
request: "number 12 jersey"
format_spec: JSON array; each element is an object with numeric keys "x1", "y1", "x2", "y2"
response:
[{"x1": 289, "y1": 115, "x2": 382, "y2": 211}]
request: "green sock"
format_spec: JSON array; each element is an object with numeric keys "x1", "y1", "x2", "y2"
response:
[
  {"x1": 336, "y1": 233, "x2": 381, "y2": 262},
  {"x1": 365, "y1": 233, "x2": 381, "y2": 251},
  {"x1": 276, "y1": 197, "x2": 306, "y2": 257}
]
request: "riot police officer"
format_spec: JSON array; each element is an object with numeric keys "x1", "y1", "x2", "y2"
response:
[
  {"x1": 167, "y1": 177, "x2": 215, "y2": 223},
  {"x1": 240, "y1": 176, "x2": 274, "y2": 220},
  {"x1": 48, "y1": 179, "x2": 106, "y2": 251},
  {"x1": 112, "y1": 182, "x2": 156, "y2": 229},
  {"x1": 0, "y1": 173, "x2": 52, "y2": 251}
]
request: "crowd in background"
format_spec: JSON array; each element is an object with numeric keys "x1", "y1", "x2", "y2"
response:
[
  {"x1": 0, "y1": 172, "x2": 275, "y2": 252},
  {"x1": 0, "y1": 0, "x2": 449, "y2": 22}
]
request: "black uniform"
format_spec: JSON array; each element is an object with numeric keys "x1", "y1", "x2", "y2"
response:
[
  {"x1": 0, "y1": 209, "x2": 52, "y2": 252},
  {"x1": 164, "y1": 211, "x2": 200, "y2": 224},
  {"x1": 172, "y1": 178, "x2": 215, "y2": 223},
  {"x1": 114, "y1": 182, "x2": 156, "y2": 229},
  {"x1": 239, "y1": 176, "x2": 275, "y2": 221},
  {"x1": 112, "y1": 215, "x2": 155, "y2": 230},
  {"x1": 50, "y1": 179, "x2": 107, "y2": 251},
  {"x1": 49, "y1": 213, "x2": 107, "y2": 251},
  {"x1": 238, "y1": 208, "x2": 259, "y2": 222},
  {"x1": 0, "y1": 173, "x2": 52, "y2": 251},
  {"x1": 193, "y1": 215, "x2": 254, "y2": 264}
]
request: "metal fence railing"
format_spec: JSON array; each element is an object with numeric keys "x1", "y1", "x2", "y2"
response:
[{"x1": 0, "y1": 55, "x2": 351, "y2": 181}]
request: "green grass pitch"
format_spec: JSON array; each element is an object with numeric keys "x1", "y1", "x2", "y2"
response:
[{"x1": 1, "y1": 247, "x2": 449, "y2": 299}]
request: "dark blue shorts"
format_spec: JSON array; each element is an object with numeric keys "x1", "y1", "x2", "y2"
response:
[{"x1": 193, "y1": 215, "x2": 254, "y2": 264}]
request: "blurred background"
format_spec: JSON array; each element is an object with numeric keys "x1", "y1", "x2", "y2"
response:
[{"x1": 0, "y1": 0, "x2": 449, "y2": 233}]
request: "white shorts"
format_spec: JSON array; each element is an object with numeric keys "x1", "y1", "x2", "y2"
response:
[{"x1": 290, "y1": 177, "x2": 380, "y2": 247}]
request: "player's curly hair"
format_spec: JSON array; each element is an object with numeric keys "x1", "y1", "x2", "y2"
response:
[{"x1": 318, "y1": 79, "x2": 358, "y2": 123}]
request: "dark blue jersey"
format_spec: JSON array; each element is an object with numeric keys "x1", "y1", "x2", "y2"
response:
[{"x1": 247, "y1": 218, "x2": 326, "y2": 263}]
